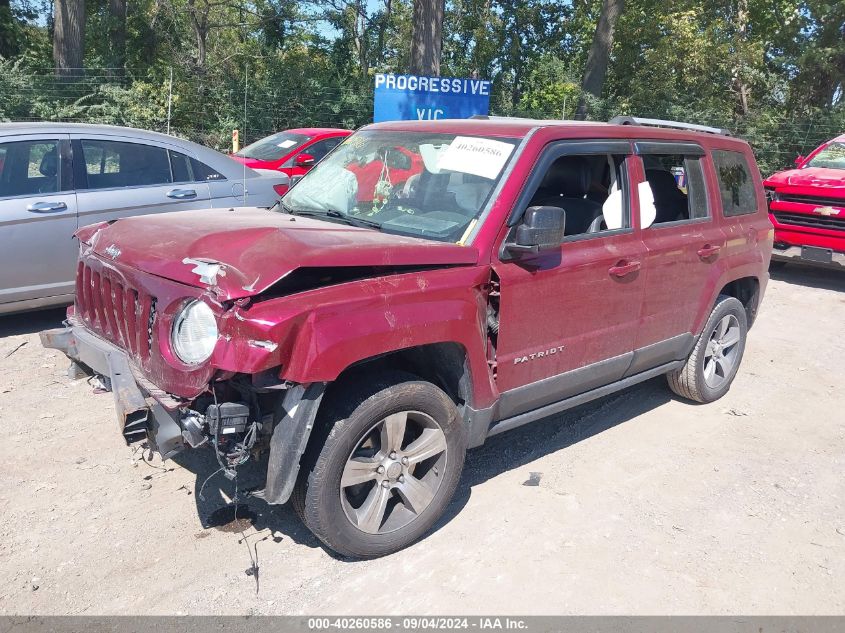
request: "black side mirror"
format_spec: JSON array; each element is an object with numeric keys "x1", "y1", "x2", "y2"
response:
[{"x1": 506, "y1": 206, "x2": 566, "y2": 255}]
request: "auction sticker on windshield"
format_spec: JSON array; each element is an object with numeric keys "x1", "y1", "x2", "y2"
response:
[{"x1": 438, "y1": 136, "x2": 515, "y2": 179}]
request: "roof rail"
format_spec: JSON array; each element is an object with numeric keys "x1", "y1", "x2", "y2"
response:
[
  {"x1": 609, "y1": 115, "x2": 732, "y2": 136},
  {"x1": 469, "y1": 114, "x2": 542, "y2": 122}
]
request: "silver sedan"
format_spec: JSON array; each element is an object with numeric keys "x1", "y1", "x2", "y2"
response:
[{"x1": 0, "y1": 122, "x2": 288, "y2": 315}]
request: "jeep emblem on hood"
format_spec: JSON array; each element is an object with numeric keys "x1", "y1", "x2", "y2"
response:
[{"x1": 104, "y1": 244, "x2": 121, "y2": 260}]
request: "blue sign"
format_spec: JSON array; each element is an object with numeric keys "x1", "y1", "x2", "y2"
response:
[{"x1": 373, "y1": 73, "x2": 491, "y2": 123}]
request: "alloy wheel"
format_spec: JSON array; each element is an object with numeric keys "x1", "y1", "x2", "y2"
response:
[
  {"x1": 703, "y1": 314, "x2": 741, "y2": 389},
  {"x1": 340, "y1": 410, "x2": 448, "y2": 535}
]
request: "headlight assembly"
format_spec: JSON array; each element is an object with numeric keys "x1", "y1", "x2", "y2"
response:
[{"x1": 171, "y1": 300, "x2": 218, "y2": 364}]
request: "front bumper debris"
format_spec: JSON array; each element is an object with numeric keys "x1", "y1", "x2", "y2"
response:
[
  {"x1": 41, "y1": 323, "x2": 328, "y2": 505},
  {"x1": 40, "y1": 324, "x2": 185, "y2": 459}
]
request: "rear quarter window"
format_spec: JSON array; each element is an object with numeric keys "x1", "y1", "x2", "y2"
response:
[
  {"x1": 712, "y1": 149, "x2": 759, "y2": 217},
  {"x1": 191, "y1": 158, "x2": 225, "y2": 181}
]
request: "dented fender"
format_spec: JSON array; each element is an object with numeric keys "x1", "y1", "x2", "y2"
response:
[{"x1": 215, "y1": 265, "x2": 499, "y2": 409}]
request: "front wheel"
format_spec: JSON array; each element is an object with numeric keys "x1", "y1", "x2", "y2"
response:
[
  {"x1": 667, "y1": 295, "x2": 748, "y2": 403},
  {"x1": 292, "y1": 373, "x2": 466, "y2": 558}
]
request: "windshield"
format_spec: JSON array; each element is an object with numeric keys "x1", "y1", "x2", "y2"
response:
[
  {"x1": 806, "y1": 142, "x2": 845, "y2": 170},
  {"x1": 236, "y1": 132, "x2": 310, "y2": 161},
  {"x1": 281, "y1": 130, "x2": 519, "y2": 243}
]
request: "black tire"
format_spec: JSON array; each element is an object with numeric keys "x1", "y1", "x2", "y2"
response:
[
  {"x1": 292, "y1": 371, "x2": 466, "y2": 558},
  {"x1": 667, "y1": 295, "x2": 748, "y2": 403}
]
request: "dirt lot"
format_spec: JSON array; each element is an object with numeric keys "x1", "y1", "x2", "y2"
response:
[{"x1": 0, "y1": 265, "x2": 843, "y2": 615}]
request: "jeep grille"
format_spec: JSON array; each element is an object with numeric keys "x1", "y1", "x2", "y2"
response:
[{"x1": 75, "y1": 260, "x2": 157, "y2": 361}]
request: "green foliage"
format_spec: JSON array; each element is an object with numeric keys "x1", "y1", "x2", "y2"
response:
[{"x1": 515, "y1": 56, "x2": 581, "y2": 119}]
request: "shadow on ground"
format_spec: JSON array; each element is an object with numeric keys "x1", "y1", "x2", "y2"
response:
[
  {"x1": 170, "y1": 376, "x2": 673, "y2": 560},
  {"x1": 770, "y1": 263, "x2": 845, "y2": 292},
  {"x1": 0, "y1": 307, "x2": 66, "y2": 338},
  {"x1": 171, "y1": 449, "x2": 324, "y2": 551}
]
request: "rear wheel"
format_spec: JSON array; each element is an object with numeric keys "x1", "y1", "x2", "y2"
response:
[
  {"x1": 667, "y1": 295, "x2": 748, "y2": 403},
  {"x1": 292, "y1": 373, "x2": 465, "y2": 558}
]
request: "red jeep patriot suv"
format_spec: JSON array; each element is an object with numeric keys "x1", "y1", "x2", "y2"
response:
[
  {"x1": 42, "y1": 116, "x2": 772, "y2": 557},
  {"x1": 765, "y1": 133, "x2": 845, "y2": 269}
]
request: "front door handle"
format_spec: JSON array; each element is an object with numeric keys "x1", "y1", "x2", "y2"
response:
[
  {"x1": 27, "y1": 201, "x2": 68, "y2": 213},
  {"x1": 166, "y1": 188, "x2": 197, "y2": 199},
  {"x1": 609, "y1": 260, "x2": 641, "y2": 277},
  {"x1": 697, "y1": 244, "x2": 722, "y2": 259}
]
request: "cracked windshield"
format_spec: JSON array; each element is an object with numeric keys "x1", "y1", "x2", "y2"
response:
[{"x1": 282, "y1": 131, "x2": 518, "y2": 243}]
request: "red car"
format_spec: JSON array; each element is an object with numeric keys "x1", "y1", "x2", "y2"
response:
[
  {"x1": 43, "y1": 117, "x2": 771, "y2": 557},
  {"x1": 231, "y1": 128, "x2": 351, "y2": 193},
  {"x1": 765, "y1": 133, "x2": 845, "y2": 269}
]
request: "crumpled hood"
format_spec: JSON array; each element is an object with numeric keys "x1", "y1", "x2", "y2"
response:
[
  {"x1": 765, "y1": 167, "x2": 845, "y2": 192},
  {"x1": 77, "y1": 207, "x2": 479, "y2": 300}
]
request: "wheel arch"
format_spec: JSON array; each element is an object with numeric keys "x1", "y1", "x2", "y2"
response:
[
  {"x1": 717, "y1": 275, "x2": 761, "y2": 327},
  {"x1": 694, "y1": 266, "x2": 764, "y2": 335},
  {"x1": 329, "y1": 341, "x2": 476, "y2": 414}
]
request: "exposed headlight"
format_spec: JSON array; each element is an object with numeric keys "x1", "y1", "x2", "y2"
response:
[{"x1": 171, "y1": 300, "x2": 218, "y2": 364}]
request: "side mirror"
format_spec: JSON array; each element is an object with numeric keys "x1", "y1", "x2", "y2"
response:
[
  {"x1": 506, "y1": 206, "x2": 566, "y2": 255},
  {"x1": 794, "y1": 155, "x2": 804, "y2": 167},
  {"x1": 295, "y1": 153, "x2": 315, "y2": 168}
]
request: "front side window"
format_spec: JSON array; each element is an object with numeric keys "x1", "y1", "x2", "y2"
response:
[
  {"x1": 640, "y1": 153, "x2": 709, "y2": 227},
  {"x1": 0, "y1": 140, "x2": 61, "y2": 198},
  {"x1": 81, "y1": 140, "x2": 171, "y2": 189},
  {"x1": 805, "y1": 142, "x2": 845, "y2": 170},
  {"x1": 526, "y1": 152, "x2": 630, "y2": 236},
  {"x1": 305, "y1": 137, "x2": 343, "y2": 162},
  {"x1": 236, "y1": 132, "x2": 311, "y2": 161},
  {"x1": 712, "y1": 149, "x2": 758, "y2": 217},
  {"x1": 282, "y1": 131, "x2": 519, "y2": 243}
]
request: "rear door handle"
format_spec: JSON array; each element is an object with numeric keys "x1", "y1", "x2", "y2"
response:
[
  {"x1": 166, "y1": 188, "x2": 197, "y2": 199},
  {"x1": 697, "y1": 244, "x2": 722, "y2": 259},
  {"x1": 609, "y1": 260, "x2": 641, "y2": 277},
  {"x1": 27, "y1": 201, "x2": 68, "y2": 213}
]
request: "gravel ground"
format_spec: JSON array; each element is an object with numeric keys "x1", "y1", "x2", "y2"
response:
[{"x1": 0, "y1": 265, "x2": 843, "y2": 615}]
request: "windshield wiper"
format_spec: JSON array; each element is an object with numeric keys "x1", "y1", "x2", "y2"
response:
[
  {"x1": 273, "y1": 200, "x2": 295, "y2": 214},
  {"x1": 292, "y1": 208, "x2": 382, "y2": 230}
]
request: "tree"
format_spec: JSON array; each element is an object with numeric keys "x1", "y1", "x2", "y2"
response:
[
  {"x1": 53, "y1": 0, "x2": 86, "y2": 77},
  {"x1": 410, "y1": 0, "x2": 444, "y2": 76},
  {"x1": 107, "y1": 0, "x2": 127, "y2": 75},
  {"x1": 575, "y1": 0, "x2": 624, "y2": 119},
  {"x1": 0, "y1": 0, "x2": 19, "y2": 58}
]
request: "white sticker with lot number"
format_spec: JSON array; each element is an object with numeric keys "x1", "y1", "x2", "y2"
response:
[
  {"x1": 437, "y1": 136, "x2": 514, "y2": 180},
  {"x1": 277, "y1": 139, "x2": 297, "y2": 148}
]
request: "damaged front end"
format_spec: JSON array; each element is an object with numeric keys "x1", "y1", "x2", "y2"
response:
[
  {"x1": 40, "y1": 241, "x2": 329, "y2": 505},
  {"x1": 42, "y1": 320, "x2": 325, "y2": 504}
]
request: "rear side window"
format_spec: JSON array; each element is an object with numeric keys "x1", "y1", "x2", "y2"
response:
[
  {"x1": 169, "y1": 150, "x2": 193, "y2": 183},
  {"x1": 713, "y1": 150, "x2": 758, "y2": 217},
  {"x1": 81, "y1": 140, "x2": 171, "y2": 189},
  {"x1": 0, "y1": 140, "x2": 62, "y2": 198},
  {"x1": 640, "y1": 153, "x2": 709, "y2": 227}
]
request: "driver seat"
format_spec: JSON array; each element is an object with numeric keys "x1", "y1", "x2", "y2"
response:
[{"x1": 530, "y1": 156, "x2": 603, "y2": 234}]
